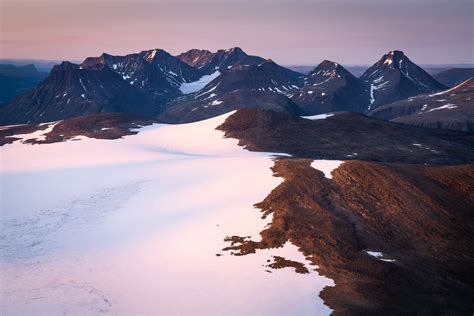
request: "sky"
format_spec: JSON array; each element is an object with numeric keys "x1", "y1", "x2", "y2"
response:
[{"x1": 1, "y1": 0, "x2": 473, "y2": 65}]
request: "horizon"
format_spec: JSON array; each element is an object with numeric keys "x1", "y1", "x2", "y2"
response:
[
  {"x1": 1, "y1": 0, "x2": 473, "y2": 65},
  {"x1": 2, "y1": 48, "x2": 474, "y2": 68}
]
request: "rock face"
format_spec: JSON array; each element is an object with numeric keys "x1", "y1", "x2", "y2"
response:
[
  {"x1": 370, "y1": 78, "x2": 474, "y2": 132},
  {"x1": 433, "y1": 68, "x2": 474, "y2": 87},
  {"x1": 0, "y1": 62, "x2": 155, "y2": 125},
  {"x1": 291, "y1": 60, "x2": 369, "y2": 114},
  {"x1": 360, "y1": 50, "x2": 446, "y2": 110},
  {"x1": 216, "y1": 108, "x2": 474, "y2": 315},
  {"x1": 175, "y1": 49, "x2": 215, "y2": 69},
  {"x1": 217, "y1": 109, "x2": 474, "y2": 164},
  {"x1": 177, "y1": 47, "x2": 279, "y2": 76},
  {"x1": 138, "y1": 49, "x2": 203, "y2": 86}
]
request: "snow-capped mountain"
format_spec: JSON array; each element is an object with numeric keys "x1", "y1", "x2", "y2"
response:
[
  {"x1": 81, "y1": 49, "x2": 204, "y2": 97},
  {"x1": 360, "y1": 50, "x2": 446, "y2": 110},
  {"x1": 196, "y1": 59, "x2": 302, "y2": 95},
  {"x1": 81, "y1": 52, "x2": 181, "y2": 104},
  {"x1": 0, "y1": 48, "x2": 457, "y2": 126},
  {"x1": 139, "y1": 49, "x2": 203, "y2": 87},
  {"x1": 157, "y1": 59, "x2": 304, "y2": 123},
  {"x1": 0, "y1": 62, "x2": 154, "y2": 125},
  {"x1": 291, "y1": 60, "x2": 369, "y2": 114}
]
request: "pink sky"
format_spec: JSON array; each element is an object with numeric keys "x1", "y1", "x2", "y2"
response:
[{"x1": 1, "y1": 0, "x2": 472, "y2": 64}]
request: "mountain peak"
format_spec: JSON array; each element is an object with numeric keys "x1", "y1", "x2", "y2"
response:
[
  {"x1": 318, "y1": 60, "x2": 340, "y2": 69},
  {"x1": 140, "y1": 48, "x2": 170, "y2": 63},
  {"x1": 226, "y1": 47, "x2": 245, "y2": 54},
  {"x1": 381, "y1": 50, "x2": 407, "y2": 67},
  {"x1": 361, "y1": 50, "x2": 446, "y2": 109},
  {"x1": 218, "y1": 47, "x2": 247, "y2": 58}
]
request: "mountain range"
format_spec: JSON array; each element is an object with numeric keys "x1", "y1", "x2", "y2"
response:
[
  {"x1": 0, "y1": 47, "x2": 472, "y2": 132},
  {"x1": 0, "y1": 64, "x2": 47, "y2": 107}
]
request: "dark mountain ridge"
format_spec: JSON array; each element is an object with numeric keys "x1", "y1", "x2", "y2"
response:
[
  {"x1": 360, "y1": 50, "x2": 446, "y2": 110},
  {"x1": 291, "y1": 60, "x2": 369, "y2": 114},
  {"x1": 370, "y1": 77, "x2": 474, "y2": 132},
  {"x1": 0, "y1": 61, "x2": 154, "y2": 125}
]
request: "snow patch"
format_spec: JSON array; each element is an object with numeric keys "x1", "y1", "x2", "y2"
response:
[
  {"x1": 366, "y1": 251, "x2": 396, "y2": 262},
  {"x1": 427, "y1": 104, "x2": 457, "y2": 112},
  {"x1": 210, "y1": 99, "x2": 223, "y2": 106},
  {"x1": 180, "y1": 71, "x2": 221, "y2": 94},
  {"x1": 302, "y1": 113, "x2": 334, "y2": 120},
  {"x1": 311, "y1": 160, "x2": 343, "y2": 179}
]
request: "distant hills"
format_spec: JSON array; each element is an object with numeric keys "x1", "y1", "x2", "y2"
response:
[
  {"x1": 0, "y1": 64, "x2": 48, "y2": 107},
  {"x1": 0, "y1": 48, "x2": 472, "y2": 133},
  {"x1": 433, "y1": 68, "x2": 474, "y2": 87}
]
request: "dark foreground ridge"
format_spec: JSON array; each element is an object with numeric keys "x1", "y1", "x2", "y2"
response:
[
  {"x1": 222, "y1": 159, "x2": 474, "y2": 314},
  {"x1": 217, "y1": 109, "x2": 474, "y2": 165},
  {"x1": 218, "y1": 108, "x2": 474, "y2": 314},
  {"x1": 0, "y1": 112, "x2": 158, "y2": 146}
]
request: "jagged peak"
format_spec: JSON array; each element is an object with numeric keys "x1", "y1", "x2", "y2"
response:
[
  {"x1": 216, "y1": 47, "x2": 247, "y2": 57},
  {"x1": 100, "y1": 52, "x2": 112, "y2": 59},
  {"x1": 140, "y1": 48, "x2": 171, "y2": 63},
  {"x1": 182, "y1": 48, "x2": 212, "y2": 55},
  {"x1": 227, "y1": 47, "x2": 244, "y2": 53},
  {"x1": 308, "y1": 60, "x2": 352, "y2": 78}
]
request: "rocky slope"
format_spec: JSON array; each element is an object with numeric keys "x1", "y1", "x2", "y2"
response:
[
  {"x1": 158, "y1": 59, "x2": 304, "y2": 123},
  {"x1": 217, "y1": 109, "x2": 474, "y2": 164},
  {"x1": 216, "y1": 108, "x2": 474, "y2": 314},
  {"x1": 370, "y1": 78, "x2": 474, "y2": 132},
  {"x1": 0, "y1": 112, "x2": 158, "y2": 146},
  {"x1": 222, "y1": 158, "x2": 474, "y2": 315},
  {"x1": 0, "y1": 62, "x2": 155, "y2": 125},
  {"x1": 360, "y1": 50, "x2": 446, "y2": 110},
  {"x1": 159, "y1": 90, "x2": 303, "y2": 123}
]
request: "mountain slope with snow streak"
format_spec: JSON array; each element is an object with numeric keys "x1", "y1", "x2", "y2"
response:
[{"x1": 361, "y1": 50, "x2": 446, "y2": 110}]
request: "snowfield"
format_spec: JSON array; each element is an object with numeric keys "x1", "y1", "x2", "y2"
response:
[
  {"x1": 0, "y1": 112, "x2": 334, "y2": 315},
  {"x1": 179, "y1": 71, "x2": 221, "y2": 94}
]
